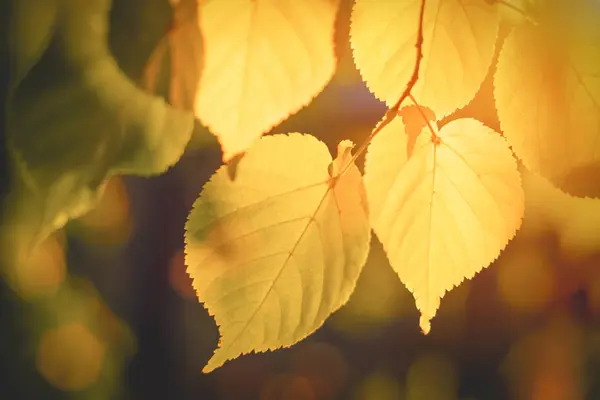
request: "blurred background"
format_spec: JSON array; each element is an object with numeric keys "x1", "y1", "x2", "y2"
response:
[{"x1": 2, "y1": 0, "x2": 600, "y2": 399}]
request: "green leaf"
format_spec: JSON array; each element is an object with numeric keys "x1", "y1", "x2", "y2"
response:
[
  {"x1": 3, "y1": 0, "x2": 207, "y2": 254},
  {"x1": 9, "y1": 0, "x2": 59, "y2": 89}
]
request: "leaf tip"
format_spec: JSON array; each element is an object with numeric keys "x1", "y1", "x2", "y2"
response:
[
  {"x1": 201, "y1": 340, "x2": 229, "y2": 374},
  {"x1": 329, "y1": 139, "x2": 356, "y2": 178},
  {"x1": 419, "y1": 315, "x2": 431, "y2": 335},
  {"x1": 226, "y1": 152, "x2": 246, "y2": 181},
  {"x1": 336, "y1": 139, "x2": 355, "y2": 161}
]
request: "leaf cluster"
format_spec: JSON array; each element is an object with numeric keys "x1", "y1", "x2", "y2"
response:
[{"x1": 4, "y1": 0, "x2": 600, "y2": 374}]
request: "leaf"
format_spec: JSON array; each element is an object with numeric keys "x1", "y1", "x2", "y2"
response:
[
  {"x1": 364, "y1": 117, "x2": 524, "y2": 333},
  {"x1": 521, "y1": 167, "x2": 600, "y2": 261},
  {"x1": 184, "y1": 134, "x2": 371, "y2": 372},
  {"x1": 143, "y1": 0, "x2": 204, "y2": 111},
  {"x1": 350, "y1": 0, "x2": 499, "y2": 118},
  {"x1": 195, "y1": 0, "x2": 340, "y2": 161},
  {"x1": 494, "y1": 0, "x2": 600, "y2": 195},
  {"x1": 4, "y1": 0, "x2": 201, "y2": 251},
  {"x1": 9, "y1": 0, "x2": 59, "y2": 89},
  {"x1": 398, "y1": 105, "x2": 436, "y2": 158}
]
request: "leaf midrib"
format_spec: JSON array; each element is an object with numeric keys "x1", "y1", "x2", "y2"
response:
[{"x1": 220, "y1": 183, "x2": 333, "y2": 351}]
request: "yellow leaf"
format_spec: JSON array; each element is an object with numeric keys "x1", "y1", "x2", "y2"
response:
[
  {"x1": 143, "y1": 0, "x2": 204, "y2": 111},
  {"x1": 398, "y1": 105, "x2": 436, "y2": 158},
  {"x1": 494, "y1": 0, "x2": 600, "y2": 194},
  {"x1": 364, "y1": 116, "x2": 523, "y2": 333},
  {"x1": 185, "y1": 134, "x2": 370, "y2": 372},
  {"x1": 195, "y1": 0, "x2": 340, "y2": 161},
  {"x1": 350, "y1": 0, "x2": 499, "y2": 118}
]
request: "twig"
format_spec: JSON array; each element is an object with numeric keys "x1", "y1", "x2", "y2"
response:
[{"x1": 339, "y1": 0, "x2": 427, "y2": 176}]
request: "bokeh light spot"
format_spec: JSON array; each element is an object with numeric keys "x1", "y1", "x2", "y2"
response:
[
  {"x1": 354, "y1": 371, "x2": 403, "y2": 400},
  {"x1": 260, "y1": 373, "x2": 315, "y2": 400},
  {"x1": 330, "y1": 240, "x2": 412, "y2": 338},
  {"x1": 36, "y1": 322, "x2": 106, "y2": 391},
  {"x1": 75, "y1": 177, "x2": 132, "y2": 246},
  {"x1": 502, "y1": 315, "x2": 584, "y2": 400},
  {"x1": 290, "y1": 342, "x2": 348, "y2": 399},
  {"x1": 13, "y1": 231, "x2": 66, "y2": 299},
  {"x1": 169, "y1": 250, "x2": 196, "y2": 299},
  {"x1": 497, "y1": 244, "x2": 554, "y2": 314},
  {"x1": 406, "y1": 353, "x2": 458, "y2": 400}
]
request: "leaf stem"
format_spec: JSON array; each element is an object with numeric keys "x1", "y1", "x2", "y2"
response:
[
  {"x1": 408, "y1": 94, "x2": 439, "y2": 144},
  {"x1": 338, "y1": 0, "x2": 427, "y2": 177}
]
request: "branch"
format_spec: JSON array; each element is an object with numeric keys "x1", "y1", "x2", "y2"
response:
[{"x1": 339, "y1": 0, "x2": 427, "y2": 176}]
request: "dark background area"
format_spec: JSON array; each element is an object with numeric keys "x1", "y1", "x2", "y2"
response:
[{"x1": 2, "y1": 0, "x2": 600, "y2": 399}]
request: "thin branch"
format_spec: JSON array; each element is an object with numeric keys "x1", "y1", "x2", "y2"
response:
[{"x1": 339, "y1": 0, "x2": 427, "y2": 176}]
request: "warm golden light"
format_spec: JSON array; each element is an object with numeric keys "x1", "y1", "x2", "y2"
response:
[
  {"x1": 75, "y1": 177, "x2": 132, "y2": 246},
  {"x1": 497, "y1": 245, "x2": 554, "y2": 313},
  {"x1": 364, "y1": 115, "x2": 524, "y2": 332},
  {"x1": 351, "y1": 0, "x2": 499, "y2": 118},
  {"x1": 13, "y1": 232, "x2": 66, "y2": 299},
  {"x1": 36, "y1": 322, "x2": 106, "y2": 391},
  {"x1": 185, "y1": 134, "x2": 370, "y2": 372},
  {"x1": 195, "y1": 0, "x2": 340, "y2": 161},
  {"x1": 354, "y1": 371, "x2": 403, "y2": 400}
]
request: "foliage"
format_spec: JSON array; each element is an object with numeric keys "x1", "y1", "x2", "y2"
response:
[
  {"x1": 364, "y1": 116, "x2": 524, "y2": 334},
  {"x1": 186, "y1": 135, "x2": 370, "y2": 372},
  {"x1": 3, "y1": 0, "x2": 600, "y2": 375},
  {"x1": 4, "y1": 0, "x2": 197, "y2": 262},
  {"x1": 194, "y1": 0, "x2": 340, "y2": 161}
]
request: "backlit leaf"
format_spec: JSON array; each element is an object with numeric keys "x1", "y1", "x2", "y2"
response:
[
  {"x1": 364, "y1": 116, "x2": 523, "y2": 332},
  {"x1": 494, "y1": 0, "x2": 600, "y2": 195},
  {"x1": 4, "y1": 0, "x2": 198, "y2": 252},
  {"x1": 350, "y1": 0, "x2": 499, "y2": 118},
  {"x1": 398, "y1": 105, "x2": 436, "y2": 158},
  {"x1": 195, "y1": 0, "x2": 340, "y2": 161},
  {"x1": 143, "y1": 0, "x2": 203, "y2": 111},
  {"x1": 185, "y1": 134, "x2": 371, "y2": 372}
]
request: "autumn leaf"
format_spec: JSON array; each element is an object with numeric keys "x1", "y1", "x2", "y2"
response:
[
  {"x1": 521, "y1": 167, "x2": 600, "y2": 261},
  {"x1": 350, "y1": 0, "x2": 499, "y2": 118},
  {"x1": 494, "y1": 0, "x2": 600, "y2": 195},
  {"x1": 184, "y1": 134, "x2": 371, "y2": 372},
  {"x1": 364, "y1": 117, "x2": 524, "y2": 333},
  {"x1": 143, "y1": 0, "x2": 203, "y2": 111},
  {"x1": 398, "y1": 105, "x2": 436, "y2": 158},
  {"x1": 195, "y1": 0, "x2": 340, "y2": 161}
]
